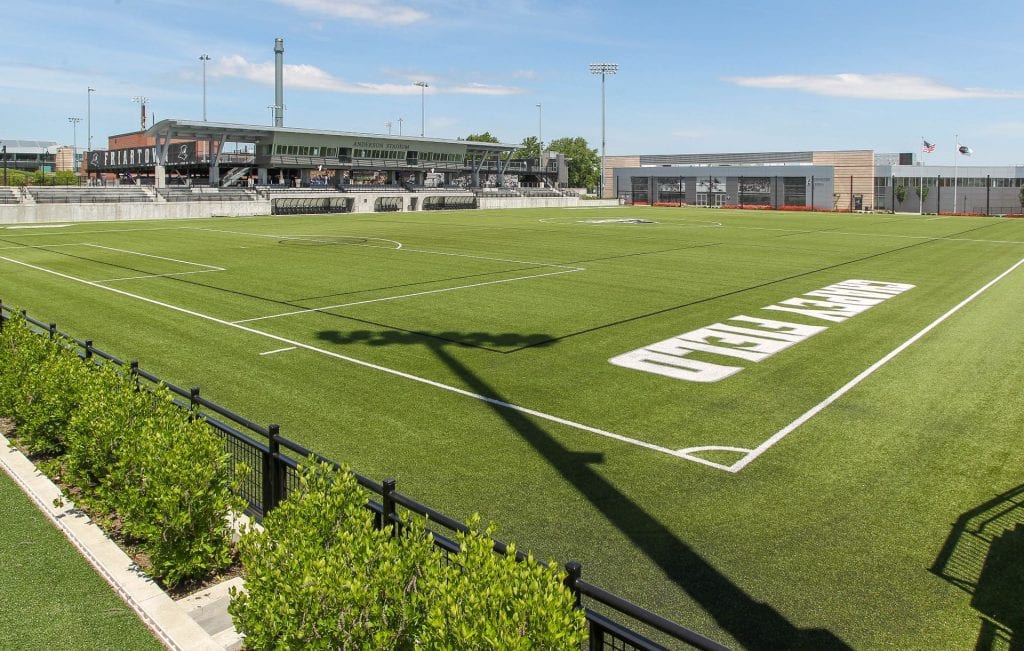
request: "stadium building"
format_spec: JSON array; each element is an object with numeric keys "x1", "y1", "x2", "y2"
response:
[{"x1": 606, "y1": 150, "x2": 1024, "y2": 215}]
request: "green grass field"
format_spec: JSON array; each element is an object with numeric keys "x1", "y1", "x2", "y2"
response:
[
  {"x1": 2, "y1": 206, "x2": 1023, "y2": 649},
  {"x1": 0, "y1": 470, "x2": 163, "y2": 650}
]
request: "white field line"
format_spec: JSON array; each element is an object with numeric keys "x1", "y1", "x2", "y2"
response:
[
  {"x1": 719, "y1": 223, "x2": 1024, "y2": 245},
  {"x1": 0, "y1": 255, "x2": 700, "y2": 465},
  {"x1": 186, "y1": 226, "x2": 582, "y2": 270},
  {"x1": 187, "y1": 227, "x2": 404, "y2": 250},
  {"x1": 232, "y1": 268, "x2": 583, "y2": 324},
  {"x1": 724, "y1": 256, "x2": 1024, "y2": 473},
  {"x1": 93, "y1": 269, "x2": 223, "y2": 283},
  {"x1": 259, "y1": 346, "x2": 297, "y2": 356},
  {"x1": 85, "y1": 244, "x2": 224, "y2": 270},
  {"x1": 0, "y1": 242, "x2": 224, "y2": 283}
]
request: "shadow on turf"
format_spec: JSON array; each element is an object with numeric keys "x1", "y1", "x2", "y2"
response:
[
  {"x1": 317, "y1": 328, "x2": 852, "y2": 650},
  {"x1": 931, "y1": 484, "x2": 1024, "y2": 651}
]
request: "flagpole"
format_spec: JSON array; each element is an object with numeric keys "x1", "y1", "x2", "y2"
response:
[
  {"x1": 953, "y1": 134, "x2": 958, "y2": 215},
  {"x1": 920, "y1": 137, "x2": 925, "y2": 215}
]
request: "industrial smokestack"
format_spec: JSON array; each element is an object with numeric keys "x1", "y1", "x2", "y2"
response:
[{"x1": 274, "y1": 38, "x2": 284, "y2": 127}]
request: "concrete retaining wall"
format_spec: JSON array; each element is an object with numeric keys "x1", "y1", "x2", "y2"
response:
[
  {"x1": 0, "y1": 195, "x2": 620, "y2": 225},
  {"x1": 0, "y1": 201, "x2": 272, "y2": 225}
]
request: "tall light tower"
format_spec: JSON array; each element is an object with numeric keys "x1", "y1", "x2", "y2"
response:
[
  {"x1": 589, "y1": 63, "x2": 617, "y2": 198},
  {"x1": 87, "y1": 87, "x2": 95, "y2": 151},
  {"x1": 199, "y1": 54, "x2": 211, "y2": 121},
  {"x1": 67, "y1": 117, "x2": 82, "y2": 172},
  {"x1": 414, "y1": 81, "x2": 429, "y2": 136},
  {"x1": 385, "y1": 120, "x2": 392, "y2": 135},
  {"x1": 536, "y1": 102, "x2": 543, "y2": 169},
  {"x1": 397, "y1": 117, "x2": 404, "y2": 136},
  {"x1": 267, "y1": 105, "x2": 285, "y2": 126},
  {"x1": 131, "y1": 96, "x2": 148, "y2": 132}
]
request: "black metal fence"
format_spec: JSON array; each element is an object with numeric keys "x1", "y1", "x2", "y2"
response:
[{"x1": 0, "y1": 303, "x2": 729, "y2": 651}]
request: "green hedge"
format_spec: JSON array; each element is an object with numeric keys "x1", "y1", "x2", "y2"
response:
[
  {"x1": 230, "y1": 459, "x2": 587, "y2": 650},
  {"x1": 0, "y1": 312, "x2": 243, "y2": 588}
]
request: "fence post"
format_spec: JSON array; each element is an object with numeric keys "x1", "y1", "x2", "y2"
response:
[
  {"x1": 264, "y1": 424, "x2": 281, "y2": 515},
  {"x1": 564, "y1": 560, "x2": 583, "y2": 609},
  {"x1": 189, "y1": 387, "x2": 200, "y2": 419},
  {"x1": 130, "y1": 360, "x2": 140, "y2": 391},
  {"x1": 84, "y1": 340, "x2": 93, "y2": 359},
  {"x1": 382, "y1": 477, "x2": 398, "y2": 536},
  {"x1": 49, "y1": 322, "x2": 57, "y2": 340},
  {"x1": 0, "y1": 299, "x2": 4, "y2": 331}
]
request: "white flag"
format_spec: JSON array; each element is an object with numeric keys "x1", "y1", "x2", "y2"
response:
[{"x1": 958, "y1": 145, "x2": 973, "y2": 156}]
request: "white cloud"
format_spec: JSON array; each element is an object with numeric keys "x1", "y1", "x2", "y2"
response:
[
  {"x1": 274, "y1": 0, "x2": 428, "y2": 25},
  {"x1": 447, "y1": 83, "x2": 524, "y2": 96},
  {"x1": 725, "y1": 73, "x2": 1024, "y2": 100},
  {"x1": 213, "y1": 56, "x2": 524, "y2": 96}
]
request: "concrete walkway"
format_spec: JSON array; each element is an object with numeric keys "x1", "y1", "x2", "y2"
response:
[{"x1": 0, "y1": 432, "x2": 243, "y2": 650}]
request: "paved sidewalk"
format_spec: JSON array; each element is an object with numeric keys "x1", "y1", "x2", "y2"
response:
[{"x1": 1, "y1": 432, "x2": 243, "y2": 650}]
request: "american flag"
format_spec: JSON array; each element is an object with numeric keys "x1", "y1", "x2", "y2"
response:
[{"x1": 922, "y1": 140, "x2": 936, "y2": 154}]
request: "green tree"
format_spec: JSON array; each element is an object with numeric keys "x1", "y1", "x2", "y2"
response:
[
  {"x1": 465, "y1": 132, "x2": 499, "y2": 143},
  {"x1": 548, "y1": 137, "x2": 599, "y2": 190},
  {"x1": 913, "y1": 180, "x2": 930, "y2": 205},
  {"x1": 894, "y1": 184, "x2": 907, "y2": 204},
  {"x1": 512, "y1": 136, "x2": 540, "y2": 161}
]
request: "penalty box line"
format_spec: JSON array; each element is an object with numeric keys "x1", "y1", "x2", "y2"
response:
[
  {"x1": 0, "y1": 255, "x2": 695, "y2": 466},
  {"x1": 0, "y1": 242, "x2": 224, "y2": 283}
]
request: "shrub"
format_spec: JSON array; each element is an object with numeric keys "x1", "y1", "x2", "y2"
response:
[
  {"x1": 419, "y1": 516, "x2": 588, "y2": 650},
  {"x1": 0, "y1": 316, "x2": 91, "y2": 455},
  {"x1": 64, "y1": 364, "x2": 153, "y2": 512},
  {"x1": 110, "y1": 388, "x2": 244, "y2": 587},
  {"x1": 230, "y1": 460, "x2": 435, "y2": 649},
  {"x1": 231, "y1": 460, "x2": 587, "y2": 650}
]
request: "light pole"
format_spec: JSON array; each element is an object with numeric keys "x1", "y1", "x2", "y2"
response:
[
  {"x1": 131, "y1": 96, "x2": 148, "y2": 132},
  {"x1": 199, "y1": 54, "x2": 211, "y2": 121},
  {"x1": 414, "y1": 81, "x2": 428, "y2": 136},
  {"x1": 536, "y1": 102, "x2": 543, "y2": 170},
  {"x1": 589, "y1": 63, "x2": 618, "y2": 198},
  {"x1": 385, "y1": 120, "x2": 392, "y2": 135},
  {"x1": 87, "y1": 87, "x2": 95, "y2": 152},
  {"x1": 67, "y1": 117, "x2": 82, "y2": 172},
  {"x1": 397, "y1": 118, "x2": 404, "y2": 136}
]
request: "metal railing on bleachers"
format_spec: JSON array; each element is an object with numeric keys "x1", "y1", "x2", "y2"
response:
[{"x1": 27, "y1": 186, "x2": 151, "y2": 204}]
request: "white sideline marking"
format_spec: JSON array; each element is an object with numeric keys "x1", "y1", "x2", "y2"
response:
[
  {"x1": 4, "y1": 224, "x2": 71, "y2": 229},
  {"x1": 94, "y1": 269, "x2": 223, "y2": 283},
  {"x1": 0, "y1": 256, "x2": 700, "y2": 465},
  {"x1": 720, "y1": 256, "x2": 1024, "y2": 473},
  {"x1": 233, "y1": 268, "x2": 583, "y2": 324},
  {"x1": 259, "y1": 346, "x2": 297, "y2": 356}
]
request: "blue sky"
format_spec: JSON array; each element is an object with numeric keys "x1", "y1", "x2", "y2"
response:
[{"x1": 4, "y1": 0, "x2": 1023, "y2": 165}]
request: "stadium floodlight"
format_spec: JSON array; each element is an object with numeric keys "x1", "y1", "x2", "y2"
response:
[
  {"x1": 67, "y1": 117, "x2": 83, "y2": 172},
  {"x1": 199, "y1": 54, "x2": 211, "y2": 121},
  {"x1": 589, "y1": 63, "x2": 618, "y2": 198},
  {"x1": 414, "y1": 81, "x2": 429, "y2": 136},
  {"x1": 397, "y1": 117, "x2": 404, "y2": 136},
  {"x1": 131, "y1": 96, "x2": 149, "y2": 132},
  {"x1": 385, "y1": 120, "x2": 392, "y2": 135}
]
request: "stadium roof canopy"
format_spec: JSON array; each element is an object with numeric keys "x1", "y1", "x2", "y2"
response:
[
  {"x1": 0, "y1": 139, "x2": 63, "y2": 154},
  {"x1": 144, "y1": 119, "x2": 518, "y2": 154}
]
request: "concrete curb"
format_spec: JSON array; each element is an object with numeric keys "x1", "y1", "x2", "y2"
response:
[{"x1": 0, "y1": 432, "x2": 229, "y2": 650}]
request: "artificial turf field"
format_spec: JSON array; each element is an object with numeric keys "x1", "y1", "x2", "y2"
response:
[{"x1": 2, "y1": 206, "x2": 1023, "y2": 649}]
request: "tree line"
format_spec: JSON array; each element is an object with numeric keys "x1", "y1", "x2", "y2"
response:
[{"x1": 463, "y1": 132, "x2": 600, "y2": 190}]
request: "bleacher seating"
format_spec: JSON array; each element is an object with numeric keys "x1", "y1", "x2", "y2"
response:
[
  {"x1": 158, "y1": 188, "x2": 257, "y2": 202},
  {"x1": 0, "y1": 187, "x2": 21, "y2": 204},
  {"x1": 28, "y1": 186, "x2": 151, "y2": 203}
]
